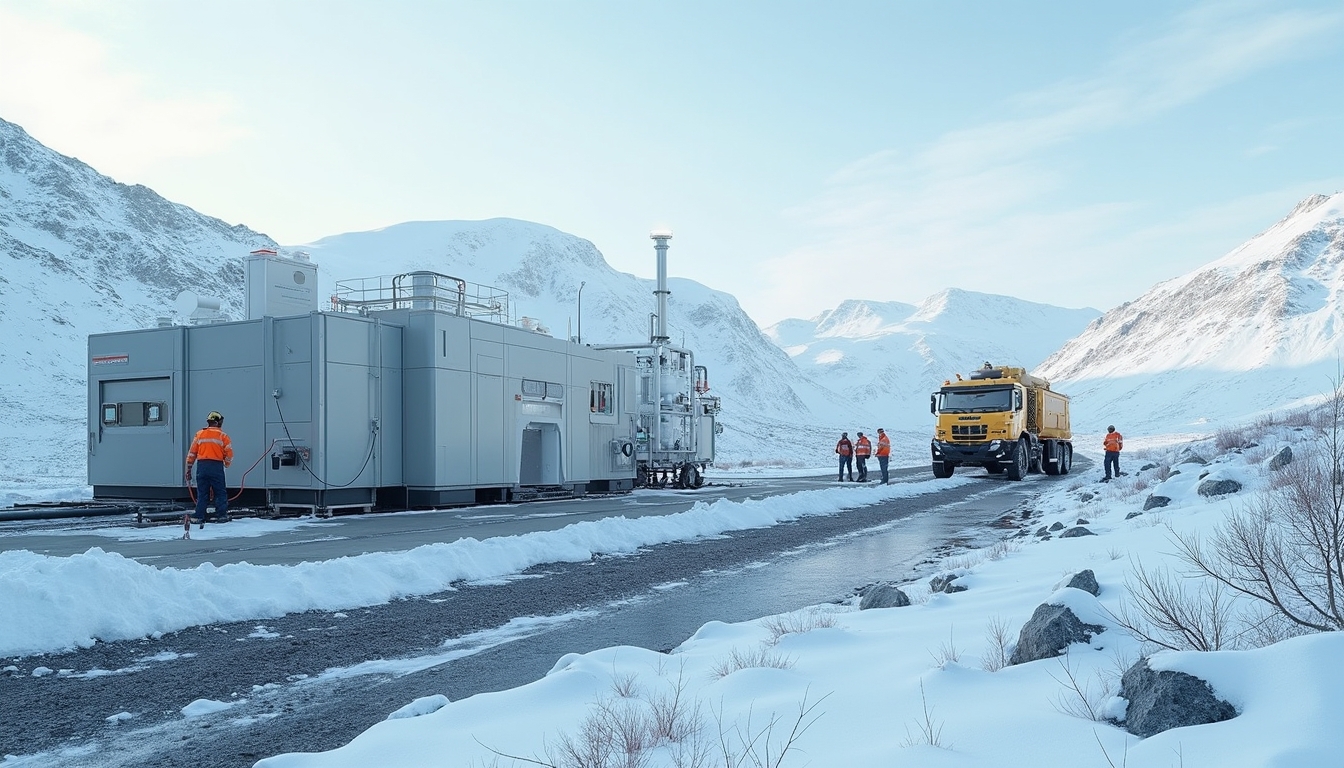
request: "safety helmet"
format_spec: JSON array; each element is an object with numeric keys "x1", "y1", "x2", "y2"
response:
[
  {"x1": 1107, "y1": 425, "x2": 1115, "y2": 432},
  {"x1": 207, "y1": 411, "x2": 223, "y2": 424}
]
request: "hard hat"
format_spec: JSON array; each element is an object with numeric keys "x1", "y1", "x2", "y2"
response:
[
  {"x1": 857, "y1": 432, "x2": 864, "y2": 437},
  {"x1": 207, "y1": 411, "x2": 223, "y2": 423},
  {"x1": 1107, "y1": 425, "x2": 1115, "y2": 431}
]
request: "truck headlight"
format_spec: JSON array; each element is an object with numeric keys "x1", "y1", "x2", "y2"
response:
[{"x1": 988, "y1": 440, "x2": 1001, "y2": 450}]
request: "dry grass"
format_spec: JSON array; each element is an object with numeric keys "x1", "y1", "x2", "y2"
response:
[
  {"x1": 710, "y1": 647, "x2": 794, "y2": 678},
  {"x1": 760, "y1": 608, "x2": 838, "y2": 645}
]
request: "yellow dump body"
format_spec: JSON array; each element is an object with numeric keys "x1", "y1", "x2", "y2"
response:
[{"x1": 930, "y1": 364, "x2": 1073, "y2": 479}]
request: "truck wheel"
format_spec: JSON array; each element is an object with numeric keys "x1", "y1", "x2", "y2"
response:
[
  {"x1": 1044, "y1": 440, "x2": 1061, "y2": 476},
  {"x1": 1059, "y1": 444, "x2": 1072, "y2": 475},
  {"x1": 1006, "y1": 439, "x2": 1028, "y2": 481},
  {"x1": 932, "y1": 461, "x2": 955, "y2": 479}
]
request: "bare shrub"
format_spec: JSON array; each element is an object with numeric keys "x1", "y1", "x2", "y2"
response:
[
  {"x1": 1154, "y1": 464, "x2": 1173, "y2": 482},
  {"x1": 1168, "y1": 376, "x2": 1344, "y2": 635},
  {"x1": 1129, "y1": 476, "x2": 1150, "y2": 493},
  {"x1": 1283, "y1": 406, "x2": 1314, "y2": 428},
  {"x1": 611, "y1": 670, "x2": 642, "y2": 699},
  {"x1": 1214, "y1": 427, "x2": 1246, "y2": 452},
  {"x1": 1049, "y1": 653, "x2": 1110, "y2": 721},
  {"x1": 713, "y1": 689, "x2": 829, "y2": 768},
  {"x1": 986, "y1": 539, "x2": 1021, "y2": 560},
  {"x1": 1108, "y1": 562, "x2": 1243, "y2": 651},
  {"x1": 928, "y1": 627, "x2": 961, "y2": 667},
  {"x1": 901, "y1": 681, "x2": 948, "y2": 749},
  {"x1": 1106, "y1": 547, "x2": 1125, "y2": 561},
  {"x1": 710, "y1": 647, "x2": 794, "y2": 678},
  {"x1": 760, "y1": 608, "x2": 837, "y2": 645},
  {"x1": 979, "y1": 616, "x2": 1012, "y2": 672},
  {"x1": 647, "y1": 664, "x2": 701, "y2": 745}
]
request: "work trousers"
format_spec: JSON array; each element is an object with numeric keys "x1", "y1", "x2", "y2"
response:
[
  {"x1": 877, "y1": 455, "x2": 889, "y2": 484},
  {"x1": 856, "y1": 456, "x2": 868, "y2": 481},
  {"x1": 194, "y1": 459, "x2": 228, "y2": 522},
  {"x1": 1104, "y1": 451, "x2": 1121, "y2": 479},
  {"x1": 838, "y1": 455, "x2": 853, "y2": 481}
]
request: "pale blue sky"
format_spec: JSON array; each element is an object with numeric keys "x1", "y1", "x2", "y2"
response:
[{"x1": 1, "y1": 0, "x2": 1341, "y2": 325}]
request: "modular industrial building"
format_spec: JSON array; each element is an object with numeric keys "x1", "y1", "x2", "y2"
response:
[{"x1": 87, "y1": 236, "x2": 719, "y2": 514}]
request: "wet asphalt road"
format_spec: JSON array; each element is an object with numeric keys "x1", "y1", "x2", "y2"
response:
[{"x1": 0, "y1": 466, "x2": 1080, "y2": 767}]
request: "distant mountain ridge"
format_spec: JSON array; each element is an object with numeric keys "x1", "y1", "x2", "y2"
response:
[
  {"x1": 1037, "y1": 191, "x2": 1344, "y2": 433},
  {"x1": 765, "y1": 289, "x2": 1100, "y2": 428},
  {"x1": 0, "y1": 117, "x2": 276, "y2": 478}
]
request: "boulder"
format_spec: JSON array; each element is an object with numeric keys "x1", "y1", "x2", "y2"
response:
[
  {"x1": 1049, "y1": 522, "x2": 1065, "y2": 532},
  {"x1": 1063, "y1": 569, "x2": 1100, "y2": 596},
  {"x1": 1178, "y1": 452, "x2": 1209, "y2": 466},
  {"x1": 1079, "y1": 492, "x2": 1095, "y2": 503},
  {"x1": 1061, "y1": 526, "x2": 1096, "y2": 538},
  {"x1": 859, "y1": 583, "x2": 911, "y2": 610},
  {"x1": 1009, "y1": 603, "x2": 1104, "y2": 666},
  {"x1": 1119, "y1": 658, "x2": 1236, "y2": 737},
  {"x1": 1139, "y1": 463, "x2": 1158, "y2": 472},
  {"x1": 1197, "y1": 479, "x2": 1242, "y2": 498},
  {"x1": 928, "y1": 574, "x2": 967, "y2": 594},
  {"x1": 1143, "y1": 495, "x2": 1171, "y2": 511},
  {"x1": 1076, "y1": 518, "x2": 1090, "y2": 525},
  {"x1": 1269, "y1": 446, "x2": 1294, "y2": 471},
  {"x1": 1126, "y1": 510, "x2": 1143, "y2": 520}
]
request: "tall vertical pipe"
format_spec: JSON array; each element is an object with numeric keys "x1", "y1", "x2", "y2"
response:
[{"x1": 650, "y1": 230, "x2": 672, "y2": 343}]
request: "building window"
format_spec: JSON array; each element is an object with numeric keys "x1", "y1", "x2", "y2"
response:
[
  {"x1": 591, "y1": 382, "x2": 613, "y2": 414},
  {"x1": 522, "y1": 379, "x2": 565, "y2": 400}
]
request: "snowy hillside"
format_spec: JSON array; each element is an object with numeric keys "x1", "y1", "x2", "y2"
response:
[
  {"x1": 293, "y1": 220, "x2": 866, "y2": 464},
  {"x1": 0, "y1": 118, "x2": 276, "y2": 485},
  {"x1": 1038, "y1": 192, "x2": 1344, "y2": 435},
  {"x1": 765, "y1": 290, "x2": 1100, "y2": 428}
]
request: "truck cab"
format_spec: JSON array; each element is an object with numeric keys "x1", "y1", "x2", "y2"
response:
[{"x1": 929, "y1": 364, "x2": 1072, "y2": 480}]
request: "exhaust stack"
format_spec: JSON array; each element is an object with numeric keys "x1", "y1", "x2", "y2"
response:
[{"x1": 650, "y1": 230, "x2": 672, "y2": 343}]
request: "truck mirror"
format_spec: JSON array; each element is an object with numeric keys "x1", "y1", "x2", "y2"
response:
[{"x1": 929, "y1": 394, "x2": 936, "y2": 414}]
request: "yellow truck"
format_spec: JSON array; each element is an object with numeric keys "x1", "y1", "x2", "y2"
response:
[{"x1": 929, "y1": 363, "x2": 1072, "y2": 480}]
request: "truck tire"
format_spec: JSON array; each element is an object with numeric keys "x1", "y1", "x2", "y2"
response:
[
  {"x1": 1044, "y1": 440, "x2": 1061, "y2": 476},
  {"x1": 1059, "y1": 443, "x2": 1072, "y2": 475},
  {"x1": 932, "y1": 461, "x2": 955, "y2": 478},
  {"x1": 1006, "y1": 439, "x2": 1028, "y2": 481}
]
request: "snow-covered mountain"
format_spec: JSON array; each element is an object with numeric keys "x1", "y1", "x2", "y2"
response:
[
  {"x1": 0, "y1": 116, "x2": 865, "y2": 483},
  {"x1": 765, "y1": 291, "x2": 1100, "y2": 428},
  {"x1": 0, "y1": 118, "x2": 277, "y2": 482},
  {"x1": 290, "y1": 220, "x2": 864, "y2": 462},
  {"x1": 1037, "y1": 192, "x2": 1344, "y2": 435}
]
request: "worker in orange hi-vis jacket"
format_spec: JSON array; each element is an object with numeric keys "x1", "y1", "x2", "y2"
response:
[
  {"x1": 875, "y1": 428, "x2": 892, "y2": 484},
  {"x1": 835, "y1": 432, "x2": 854, "y2": 482},
  {"x1": 1102, "y1": 425, "x2": 1124, "y2": 482},
  {"x1": 185, "y1": 411, "x2": 234, "y2": 526},
  {"x1": 854, "y1": 432, "x2": 872, "y2": 482}
]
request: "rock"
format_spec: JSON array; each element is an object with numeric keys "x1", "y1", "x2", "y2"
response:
[
  {"x1": 1169, "y1": 469, "x2": 1181, "y2": 476},
  {"x1": 1269, "y1": 446, "x2": 1294, "y2": 471},
  {"x1": 1049, "y1": 522, "x2": 1065, "y2": 532},
  {"x1": 1009, "y1": 603, "x2": 1105, "y2": 666},
  {"x1": 859, "y1": 583, "x2": 911, "y2": 610},
  {"x1": 1139, "y1": 463, "x2": 1158, "y2": 472},
  {"x1": 1197, "y1": 479, "x2": 1242, "y2": 497},
  {"x1": 1061, "y1": 526, "x2": 1096, "y2": 538},
  {"x1": 1035, "y1": 526, "x2": 1049, "y2": 537},
  {"x1": 928, "y1": 574, "x2": 967, "y2": 594},
  {"x1": 1143, "y1": 495, "x2": 1171, "y2": 511},
  {"x1": 1119, "y1": 658, "x2": 1236, "y2": 737},
  {"x1": 1178, "y1": 452, "x2": 1209, "y2": 466},
  {"x1": 1126, "y1": 510, "x2": 1143, "y2": 520},
  {"x1": 1075, "y1": 518, "x2": 1090, "y2": 525},
  {"x1": 1063, "y1": 569, "x2": 1100, "y2": 596},
  {"x1": 1079, "y1": 492, "x2": 1095, "y2": 503}
]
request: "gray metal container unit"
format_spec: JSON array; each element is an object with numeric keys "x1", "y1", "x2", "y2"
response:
[
  {"x1": 88, "y1": 312, "x2": 403, "y2": 511},
  {"x1": 372, "y1": 304, "x2": 636, "y2": 506}
]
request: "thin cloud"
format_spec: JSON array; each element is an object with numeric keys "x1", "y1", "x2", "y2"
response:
[
  {"x1": 0, "y1": 9, "x2": 248, "y2": 180},
  {"x1": 767, "y1": 2, "x2": 1343, "y2": 318}
]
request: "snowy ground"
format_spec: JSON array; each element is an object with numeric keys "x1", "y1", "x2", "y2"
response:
[
  {"x1": 246, "y1": 427, "x2": 1340, "y2": 768},
  {"x1": 4, "y1": 424, "x2": 1342, "y2": 767}
]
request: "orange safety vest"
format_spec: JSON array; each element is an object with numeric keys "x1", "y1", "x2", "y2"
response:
[
  {"x1": 855, "y1": 436, "x2": 872, "y2": 457},
  {"x1": 876, "y1": 432, "x2": 891, "y2": 457},
  {"x1": 1103, "y1": 431, "x2": 1123, "y2": 452},
  {"x1": 836, "y1": 438, "x2": 853, "y2": 456},
  {"x1": 187, "y1": 426, "x2": 234, "y2": 467}
]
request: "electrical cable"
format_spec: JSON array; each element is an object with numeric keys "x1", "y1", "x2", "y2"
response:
[{"x1": 274, "y1": 396, "x2": 378, "y2": 488}]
